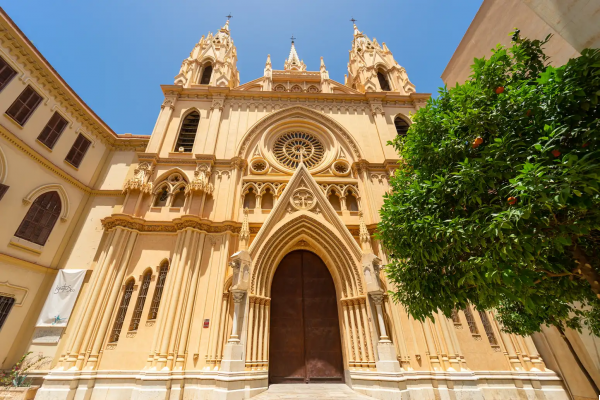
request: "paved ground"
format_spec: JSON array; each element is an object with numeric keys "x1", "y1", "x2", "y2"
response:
[{"x1": 252, "y1": 383, "x2": 376, "y2": 399}]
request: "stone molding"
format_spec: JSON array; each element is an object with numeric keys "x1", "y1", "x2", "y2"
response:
[{"x1": 101, "y1": 214, "x2": 243, "y2": 234}]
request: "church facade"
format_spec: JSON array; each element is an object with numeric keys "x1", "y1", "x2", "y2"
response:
[{"x1": 0, "y1": 13, "x2": 570, "y2": 400}]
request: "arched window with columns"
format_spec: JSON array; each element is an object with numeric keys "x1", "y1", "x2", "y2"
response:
[
  {"x1": 174, "y1": 111, "x2": 200, "y2": 152},
  {"x1": 15, "y1": 191, "x2": 61, "y2": 245},
  {"x1": 377, "y1": 70, "x2": 391, "y2": 91},
  {"x1": 129, "y1": 271, "x2": 152, "y2": 331},
  {"x1": 148, "y1": 260, "x2": 169, "y2": 320},
  {"x1": 200, "y1": 64, "x2": 213, "y2": 85},
  {"x1": 394, "y1": 115, "x2": 410, "y2": 137},
  {"x1": 109, "y1": 279, "x2": 135, "y2": 343}
]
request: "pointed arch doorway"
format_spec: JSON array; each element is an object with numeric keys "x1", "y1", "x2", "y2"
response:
[{"x1": 269, "y1": 250, "x2": 344, "y2": 383}]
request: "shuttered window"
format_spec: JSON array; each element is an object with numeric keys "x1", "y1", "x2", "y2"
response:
[
  {"x1": 109, "y1": 280, "x2": 134, "y2": 343},
  {"x1": 0, "y1": 295, "x2": 16, "y2": 331},
  {"x1": 0, "y1": 183, "x2": 8, "y2": 201},
  {"x1": 65, "y1": 134, "x2": 91, "y2": 168},
  {"x1": 15, "y1": 191, "x2": 62, "y2": 245},
  {"x1": 394, "y1": 116, "x2": 410, "y2": 137},
  {"x1": 38, "y1": 112, "x2": 68, "y2": 149},
  {"x1": 174, "y1": 112, "x2": 199, "y2": 152},
  {"x1": 0, "y1": 57, "x2": 17, "y2": 92},
  {"x1": 200, "y1": 65, "x2": 212, "y2": 85},
  {"x1": 129, "y1": 272, "x2": 152, "y2": 331},
  {"x1": 148, "y1": 261, "x2": 169, "y2": 320},
  {"x1": 6, "y1": 86, "x2": 42, "y2": 126}
]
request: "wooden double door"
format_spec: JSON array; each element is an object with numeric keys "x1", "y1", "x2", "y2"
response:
[{"x1": 269, "y1": 250, "x2": 344, "y2": 383}]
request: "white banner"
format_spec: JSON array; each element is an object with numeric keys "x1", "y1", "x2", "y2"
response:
[{"x1": 36, "y1": 269, "x2": 86, "y2": 327}]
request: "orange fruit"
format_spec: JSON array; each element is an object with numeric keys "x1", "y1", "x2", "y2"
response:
[
  {"x1": 507, "y1": 197, "x2": 517, "y2": 205},
  {"x1": 495, "y1": 86, "x2": 505, "y2": 94},
  {"x1": 552, "y1": 149, "x2": 561, "y2": 157}
]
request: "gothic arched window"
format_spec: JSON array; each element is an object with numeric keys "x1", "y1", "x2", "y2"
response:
[
  {"x1": 243, "y1": 187, "x2": 256, "y2": 209},
  {"x1": 154, "y1": 187, "x2": 169, "y2": 207},
  {"x1": 346, "y1": 190, "x2": 359, "y2": 212},
  {"x1": 174, "y1": 111, "x2": 200, "y2": 152},
  {"x1": 377, "y1": 71, "x2": 391, "y2": 91},
  {"x1": 109, "y1": 279, "x2": 134, "y2": 343},
  {"x1": 171, "y1": 187, "x2": 186, "y2": 208},
  {"x1": 328, "y1": 193, "x2": 341, "y2": 211},
  {"x1": 394, "y1": 116, "x2": 410, "y2": 137},
  {"x1": 15, "y1": 191, "x2": 61, "y2": 245},
  {"x1": 129, "y1": 271, "x2": 151, "y2": 331},
  {"x1": 148, "y1": 261, "x2": 169, "y2": 320},
  {"x1": 200, "y1": 64, "x2": 213, "y2": 85},
  {"x1": 261, "y1": 188, "x2": 274, "y2": 210}
]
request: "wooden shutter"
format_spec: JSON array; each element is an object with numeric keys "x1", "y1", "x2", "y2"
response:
[
  {"x1": 65, "y1": 134, "x2": 91, "y2": 167},
  {"x1": 148, "y1": 262, "x2": 169, "y2": 320},
  {"x1": 174, "y1": 112, "x2": 199, "y2": 152},
  {"x1": 38, "y1": 112, "x2": 68, "y2": 149},
  {"x1": 0, "y1": 295, "x2": 16, "y2": 331},
  {"x1": 129, "y1": 272, "x2": 152, "y2": 331},
  {"x1": 0, "y1": 56, "x2": 17, "y2": 92},
  {"x1": 14, "y1": 191, "x2": 62, "y2": 245},
  {"x1": 0, "y1": 183, "x2": 8, "y2": 201},
  {"x1": 6, "y1": 86, "x2": 43, "y2": 125},
  {"x1": 109, "y1": 281, "x2": 135, "y2": 343}
]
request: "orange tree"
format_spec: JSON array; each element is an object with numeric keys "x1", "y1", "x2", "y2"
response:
[{"x1": 378, "y1": 31, "x2": 600, "y2": 337}]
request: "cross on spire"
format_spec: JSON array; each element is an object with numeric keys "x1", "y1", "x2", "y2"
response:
[
  {"x1": 350, "y1": 17, "x2": 357, "y2": 23},
  {"x1": 226, "y1": 13, "x2": 233, "y2": 20},
  {"x1": 290, "y1": 35, "x2": 296, "y2": 43}
]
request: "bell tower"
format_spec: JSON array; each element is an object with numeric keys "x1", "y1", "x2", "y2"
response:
[
  {"x1": 346, "y1": 22, "x2": 415, "y2": 94},
  {"x1": 174, "y1": 18, "x2": 240, "y2": 88}
]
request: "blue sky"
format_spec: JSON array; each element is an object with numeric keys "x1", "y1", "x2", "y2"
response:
[{"x1": 2, "y1": 1, "x2": 483, "y2": 136}]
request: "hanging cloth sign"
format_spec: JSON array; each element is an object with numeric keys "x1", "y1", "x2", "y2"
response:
[{"x1": 36, "y1": 269, "x2": 86, "y2": 327}]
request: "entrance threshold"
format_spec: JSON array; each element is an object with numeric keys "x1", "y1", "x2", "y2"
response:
[{"x1": 252, "y1": 383, "x2": 376, "y2": 399}]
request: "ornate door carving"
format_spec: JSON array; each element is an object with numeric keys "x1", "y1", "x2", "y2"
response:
[{"x1": 269, "y1": 250, "x2": 344, "y2": 383}]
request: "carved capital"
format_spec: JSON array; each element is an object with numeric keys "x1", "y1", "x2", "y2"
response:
[{"x1": 370, "y1": 293, "x2": 384, "y2": 305}]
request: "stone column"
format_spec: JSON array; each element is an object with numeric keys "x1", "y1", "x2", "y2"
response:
[
  {"x1": 221, "y1": 249, "x2": 252, "y2": 372},
  {"x1": 146, "y1": 96, "x2": 177, "y2": 153},
  {"x1": 201, "y1": 96, "x2": 225, "y2": 154},
  {"x1": 370, "y1": 293, "x2": 401, "y2": 373}
]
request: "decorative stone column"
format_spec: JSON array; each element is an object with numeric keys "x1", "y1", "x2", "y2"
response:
[
  {"x1": 221, "y1": 211, "x2": 252, "y2": 372},
  {"x1": 122, "y1": 161, "x2": 154, "y2": 216},
  {"x1": 360, "y1": 213, "x2": 401, "y2": 373}
]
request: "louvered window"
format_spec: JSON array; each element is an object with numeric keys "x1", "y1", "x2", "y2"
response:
[
  {"x1": 377, "y1": 71, "x2": 391, "y2": 91},
  {"x1": 65, "y1": 134, "x2": 91, "y2": 168},
  {"x1": 6, "y1": 86, "x2": 42, "y2": 126},
  {"x1": 394, "y1": 116, "x2": 410, "y2": 137},
  {"x1": 200, "y1": 65, "x2": 212, "y2": 85},
  {"x1": 109, "y1": 280, "x2": 134, "y2": 343},
  {"x1": 15, "y1": 191, "x2": 61, "y2": 245},
  {"x1": 129, "y1": 272, "x2": 152, "y2": 331},
  {"x1": 451, "y1": 309, "x2": 461, "y2": 326},
  {"x1": 174, "y1": 112, "x2": 199, "y2": 152},
  {"x1": 0, "y1": 57, "x2": 17, "y2": 92},
  {"x1": 0, "y1": 295, "x2": 16, "y2": 331},
  {"x1": 0, "y1": 183, "x2": 8, "y2": 201},
  {"x1": 38, "y1": 112, "x2": 68, "y2": 149},
  {"x1": 463, "y1": 306, "x2": 479, "y2": 334},
  {"x1": 478, "y1": 310, "x2": 498, "y2": 346},
  {"x1": 148, "y1": 262, "x2": 169, "y2": 320}
]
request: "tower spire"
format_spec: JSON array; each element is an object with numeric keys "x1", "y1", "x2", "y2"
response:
[{"x1": 284, "y1": 36, "x2": 306, "y2": 71}]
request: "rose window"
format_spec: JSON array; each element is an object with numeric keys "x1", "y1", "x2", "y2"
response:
[{"x1": 273, "y1": 131, "x2": 325, "y2": 169}]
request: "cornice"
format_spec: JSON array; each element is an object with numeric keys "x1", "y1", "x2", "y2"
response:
[
  {"x1": 0, "y1": 10, "x2": 149, "y2": 150},
  {"x1": 101, "y1": 214, "x2": 243, "y2": 234},
  {"x1": 162, "y1": 83, "x2": 430, "y2": 105}
]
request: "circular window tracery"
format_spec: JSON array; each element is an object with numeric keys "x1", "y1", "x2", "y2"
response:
[{"x1": 273, "y1": 131, "x2": 324, "y2": 169}]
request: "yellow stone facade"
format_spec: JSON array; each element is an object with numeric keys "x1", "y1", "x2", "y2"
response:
[{"x1": 0, "y1": 11, "x2": 573, "y2": 400}]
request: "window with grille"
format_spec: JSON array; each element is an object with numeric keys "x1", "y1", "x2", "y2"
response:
[
  {"x1": 451, "y1": 309, "x2": 461, "y2": 326},
  {"x1": 148, "y1": 262, "x2": 169, "y2": 320},
  {"x1": 394, "y1": 116, "x2": 410, "y2": 137},
  {"x1": 6, "y1": 86, "x2": 42, "y2": 126},
  {"x1": 129, "y1": 272, "x2": 152, "y2": 331},
  {"x1": 15, "y1": 191, "x2": 61, "y2": 245},
  {"x1": 200, "y1": 65, "x2": 212, "y2": 85},
  {"x1": 463, "y1": 306, "x2": 479, "y2": 334},
  {"x1": 478, "y1": 310, "x2": 499, "y2": 346},
  {"x1": 0, "y1": 295, "x2": 16, "y2": 331},
  {"x1": 377, "y1": 71, "x2": 391, "y2": 91},
  {"x1": 109, "y1": 280, "x2": 134, "y2": 343},
  {"x1": 0, "y1": 183, "x2": 8, "y2": 201},
  {"x1": 65, "y1": 134, "x2": 91, "y2": 168},
  {"x1": 174, "y1": 111, "x2": 199, "y2": 152},
  {"x1": 38, "y1": 112, "x2": 68, "y2": 149},
  {"x1": 0, "y1": 56, "x2": 17, "y2": 92}
]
